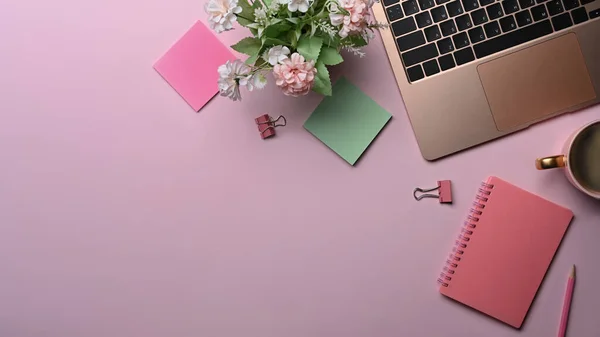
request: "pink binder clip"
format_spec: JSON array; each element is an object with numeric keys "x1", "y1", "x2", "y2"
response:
[
  {"x1": 255, "y1": 114, "x2": 286, "y2": 139},
  {"x1": 413, "y1": 180, "x2": 452, "y2": 204}
]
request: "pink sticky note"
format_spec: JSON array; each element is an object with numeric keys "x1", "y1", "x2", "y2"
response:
[{"x1": 154, "y1": 21, "x2": 234, "y2": 111}]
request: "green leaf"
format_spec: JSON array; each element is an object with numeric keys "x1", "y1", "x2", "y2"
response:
[
  {"x1": 288, "y1": 29, "x2": 298, "y2": 47},
  {"x1": 313, "y1": 61, "x2": 332, "y2": 96},
  {"x1": 264, "y1": 23, "x2": 291, "y2": 38},
  {"x1": 237, "y1": 0, "x2": 255, "y2": 27},
  {"x1": 347, "y1": 35, "x2": 367, "y2": 47},
  {"x1": 245, "y1": 53, "x2": 260, "y2": 65},
  {"x1": 323, "y1": 34, "x2": 340, "y2": 48},
  {"x1": 297, "y1": 36, "x2": 323, "y2": 61},
  {"x1": 263, "y1": 0, "x2": 272, "y2": 6},
  {"x1": 286, "y1": 17, "x2": 300, "y2": 24},
  {"x1": 310, "y1": 22, "x2": 318, "y2": 37},
  {"x1": 237, "y1": 16, "x2": 254, "y2": 27},
  {"x1": 319, "y1": 46, "x2": 343, "y2": 65},
  {"x1": 263, "y1": 37, "x2": 290, "y2": 47},
  {"x1": 231, "y1": 37, "x2": 262, "y2": 56},
  {"x1": 294, "y1": 28, "x2": 302, "y2": 42},
  {"x1": 254, "y1": 57, "x2": 267, "y2": 68}
]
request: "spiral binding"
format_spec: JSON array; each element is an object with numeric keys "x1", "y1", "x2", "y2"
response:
[{"x1": 438, "y1": 181, "x2": 495, "y2": 287}]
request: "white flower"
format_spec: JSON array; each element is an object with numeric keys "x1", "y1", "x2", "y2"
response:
[
  {"x1": 205, "y1": 0, "x2": 242, "y2": 33},
  {"x1": 287, "y1": 0, "x2": 311, "y2": 12},
  {"x1": 254, "y1": 7, "x2": 267, "y2": 21},
  {"x1": 217, "y1": 59, "x2": 251, "y2": 101},
  {"x1": 329, "y1": 12, "x2": 344, "y2": 26},
  {"x1": 240, "y1": 73, "x2": 268, "y2": 91},
  {"x1": 269, "y1": 0, "x2": 282, "y2": 12},
  {"x1": 265, "y1": 46, "x2": 290, "y2": 66}
]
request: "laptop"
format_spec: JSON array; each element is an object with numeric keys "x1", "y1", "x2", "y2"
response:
[{"x1": 372, "y1": 0, "x2": 600, "y2": 160}]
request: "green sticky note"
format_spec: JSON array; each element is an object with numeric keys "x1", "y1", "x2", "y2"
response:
[{"x1": 304, "y1": 77, "x2": 392, "y2": 165}]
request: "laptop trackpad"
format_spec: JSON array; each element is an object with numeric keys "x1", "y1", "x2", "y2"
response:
[{"x1": 477, "y1": 34, "x2": 596, "y2": 132}]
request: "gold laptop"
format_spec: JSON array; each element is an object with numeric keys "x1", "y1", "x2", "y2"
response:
[{"x1": 372, "y1": 0, "x2": 600, "y2": 160}]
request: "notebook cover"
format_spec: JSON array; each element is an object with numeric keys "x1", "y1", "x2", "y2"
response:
[
  {"x1": 439, "y1": 176, "x2": 573, "y2": 328},
  {"x1": 154, "y1": 21, "x2": 234, "y2": 111}
]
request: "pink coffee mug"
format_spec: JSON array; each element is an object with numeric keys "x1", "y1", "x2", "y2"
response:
[{"x1": 536, "y1": 120, "x2": 600, "y2": 199}]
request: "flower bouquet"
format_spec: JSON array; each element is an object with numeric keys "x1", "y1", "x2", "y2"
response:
[{"x1": 205, "y1": 0, "x2": 386, "y2": 100}]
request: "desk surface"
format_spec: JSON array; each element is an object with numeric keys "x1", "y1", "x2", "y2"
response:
[{"x1": 1, "y1": 1, "x2": 600, "y2": 336}]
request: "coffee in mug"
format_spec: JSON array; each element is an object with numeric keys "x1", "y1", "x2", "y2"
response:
[
  {"x1": 536, "y1": 120, "x2": 600, "y2": 199},
  {"x1": 569, "y1": 122, "x2": 600, "y2": 193}
]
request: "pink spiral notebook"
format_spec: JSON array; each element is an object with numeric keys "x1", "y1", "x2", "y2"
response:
[{"x1": 438, "y1": 176, "x2": 573, "y2": 328}]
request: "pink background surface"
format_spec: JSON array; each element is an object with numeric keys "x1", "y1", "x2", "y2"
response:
[{"x1": 1, "y1": 0, "x2": 599, "y2": 336}]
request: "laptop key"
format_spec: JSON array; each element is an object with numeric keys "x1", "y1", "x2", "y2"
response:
[
  {"x1": 562, "y1": 0, "x2": 579, "y2": 10},
  {"x1": 590, "y1": 9, "x2": 600, "y2": 18},
  {"x1": 474, "y1": 19, "x2": 553, "y2": 58},
  {"x1": 420, "y1": 0, "x2": 437, "y2": 9},
  {"x1": 502, "y1": 0, "x2": 520, "y2": 14},
  {"x1": 453, "y1": 32, "x2": 471, "y2": 48},
  {"x1": 397, "y1": 31, "x2": 427, "y2": 51},
  {"x1": 500, "y1": 15, "x2": 518, "y2": 31},
  {"x1": 423, "y1": 59, "x2": 441, "y2": 75},
  {"x1": 447, "y1": 1, "x2": 465, "y2": 16},
  {"x1": 386, "y1": 4, "x2": 405, "y2": 21},
  {"x1": 480, "y1": 0, "x2": 495, "y2": 4},
  {"x1": 516, "y1": 10, "x2": 533, "y2": 25},
  {"x1": 392, "y1": 17, "x2": 417, "y2": 36},
  {"x1": 438, "y1": 54, "x2": 456, "y2": 70},
  {"x1": 416, "y1": 12, "x2": 434, "y2": 27},
  {"x1": 580, "y1": 0, "x2": 593, "y2": 3},
  {"x1": 383, "y1": 0, "x2": 400, "y2": 6},
  {"x1": 487, "y1": 3, "x2": 505, "y2": 19},
  {"x1": 462, "y1": 0, "x2": 480, "y2": 11},
  {"x1": 440, "y1": 19, "x2": 459, "y2": 35},
  {"x1": 432, "y1": 6, "x2": 450, "y2": 21},
  {"x1": 407, "y1": 65, "x2": 425, "y2": 81},
  {"x1": 425, "y1": 25, "x2": 443, "y2": 41},
  {"x1": 456, "y1": 14, "x2": 474, "y2": 30},
  {"x1": 546, "y1": 0, "x2": 563, "y2": 15},
  {"x1": 551, "y1": 12, "x2": 573, "y2": 29},
  {"x1": 454, "y1": 47, "x2": 476, "y2": 65},
  {"x1": 403, "y1": 0, "x2": 420, "y2": 15},
  {"x1": 471, "y1": 8, "x2": 489, "y2": 25},
  {"x1": 484, "y1": 20, "x2": 502, "y2": 37},
  {"x1": 437, "y1": 37, "x2": 456, "y2": 53},
  {"x1": 531, "y1": 4, "x2": 549, "y2": 20},
  {"x1": 571, "y1": 7, "x2": 588, "y2": 23},
  {"x1": 402, "y1": 43, "x2": 440, "y2": 66},
  {"x1": 436, "y1": 0, "x2": 453, "y2": 5},
  {"x1": 519, "y1": 0, "x2": 536, "y2": 7},
  {"x1": 468, "y1": 26, "x2": 486, "y2": 42}
]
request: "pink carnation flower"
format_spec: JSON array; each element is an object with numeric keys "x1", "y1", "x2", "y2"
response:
[
  {"x1": 272, "y1": 53, "x2": 317, "y2": 97},
  {"x1": 329, "y1": 0, "x2": 370, "y2": 38}
]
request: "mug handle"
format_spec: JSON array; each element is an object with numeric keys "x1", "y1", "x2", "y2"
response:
[{"x1": 536, "y1": 155, "x2": 566, "y2": 170}]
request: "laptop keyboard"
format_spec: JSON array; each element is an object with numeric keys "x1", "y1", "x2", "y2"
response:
[{"x1": 383, "y1": 0, "x2": 600, "y2": 82}]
